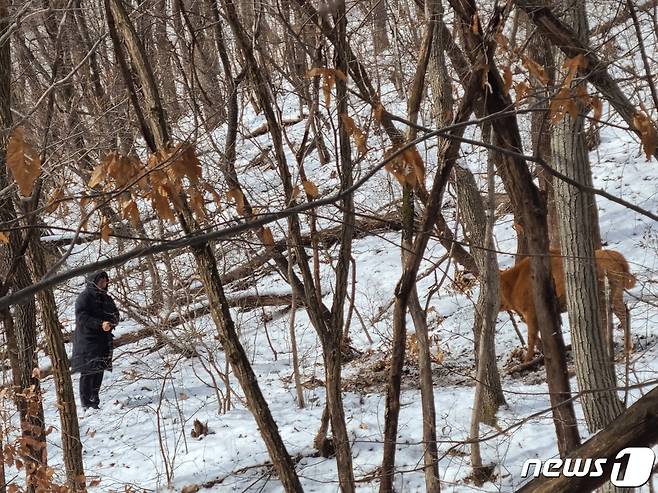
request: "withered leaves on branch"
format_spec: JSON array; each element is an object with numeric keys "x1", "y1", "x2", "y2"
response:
[
  {"x1": 7, "y1": 127, "x2": 41, "y2": 197},
  {"x1": 302, "y1": 179, "x2": 320, "y2": 198},
  {"x1": 261, "y1": 226, "x2": 275, "y2": 248},
  {"x1": 340, "y1": 114, "x2": 368, "y2": 155},
  {"x1": 227, "y1": 187, "x2": 246, "y2": 216},
  {"x1": 307, "y1": 67, "x2": 347, "y2": 107}
]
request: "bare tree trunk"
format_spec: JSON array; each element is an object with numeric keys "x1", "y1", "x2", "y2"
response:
[
  {"x1": 0, "y1": 3, "x2": 47, "y2": 490},
  {"x1": 455, "y1": 161, "x2": 506, "y2": 426},
  {"x1": 467, "y1": 149, "x2": 500, "y2": 484},
  {"x1": 103, "y1": 1, "x2": 303, "y2": 489},
  {"x1": 527, "y1": 25, "x2": 560, "y2": 249},
  {"x1": 551, "y1": 0, "x2": 624, "y2": 439},
  {"x1": 372, "y1": 0, "x2": 390, "y2": 54},
  {"x1": 28, "y1": 240, "x2": 86, "y2": 491}
]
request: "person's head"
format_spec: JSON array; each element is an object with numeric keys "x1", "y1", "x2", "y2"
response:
[
  {"x1": 96, "y1": 275, "x2": 108, "y2": 290},
  {"x1": 86, "y1": 271, "x2": 109, "y2": 291}
]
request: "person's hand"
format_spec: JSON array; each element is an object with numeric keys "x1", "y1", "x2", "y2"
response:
[{"x1": 102, "y1": 321, "x2": 112, "y2": 332}]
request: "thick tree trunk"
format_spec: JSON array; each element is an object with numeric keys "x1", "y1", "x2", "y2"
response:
[
  {"x1": 0, "y1": 2, "x2": 47, "y2": 490},
  {"x1": 551, "y1": 0, "x2": 624, "y2": 438},
  {"x1": 455, "y1": 163, "x2": 506, "y2": 425},
  {"x1": 28, "y1": 240, "x2": 86, "y2": 491}
]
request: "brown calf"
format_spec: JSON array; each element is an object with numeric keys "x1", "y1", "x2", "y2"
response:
[{"x1": 499, "y1": 249, "x2": 636, "y2": 362}]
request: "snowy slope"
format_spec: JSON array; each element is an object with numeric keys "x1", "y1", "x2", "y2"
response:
[{"x1": 6, "y1": 114, "x2": 654, "y2": 493}]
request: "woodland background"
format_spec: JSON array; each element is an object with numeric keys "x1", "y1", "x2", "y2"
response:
[{"x1": 1, "y1": 0, "x2": 658, "y2": 491}]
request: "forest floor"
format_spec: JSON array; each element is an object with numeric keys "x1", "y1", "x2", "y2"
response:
[{"x1": 16, "y1": 119, "x2": 656, "y2": 492}]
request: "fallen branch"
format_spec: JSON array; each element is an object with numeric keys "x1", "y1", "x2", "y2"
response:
[
  {"x1": 517, "y1": 384, "x2": 658, "y2": 492},
  {"x1": 507, "y1": 345, "x2": 573, "y2": 375},
  {"x1": 246, "y1": 116, "x2": 307, "y2": 139},
  {"x1": 34, "y1": 293, "x2": 301, "y2": 378}
]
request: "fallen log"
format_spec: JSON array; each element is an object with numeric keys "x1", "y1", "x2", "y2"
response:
[
  {"x1": 246, "y1": 116, "x2": 307, "y2": 139},
  {"x1": 507, "y1": 344, "x2": 573, "y2": 375},
  {"x1": 517, "y1": 384, "x2": 658, "y2": 492}
]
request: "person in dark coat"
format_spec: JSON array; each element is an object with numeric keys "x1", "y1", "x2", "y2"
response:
[{"x1": 71, "y1": 271, "x2": 119, "y2": 411}]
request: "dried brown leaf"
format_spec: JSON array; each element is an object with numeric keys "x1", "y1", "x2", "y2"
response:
[
  {"x1": 307, "y1": 67, "x2": 347, "y2": 106},
  {"x1": 121, "y1": 198, "x2": 142, "y2": 227},
  {"x1": 340, "y1": 114, "x2": 368, "y2": 155},
  {"x1": 514, "y1": 81, "x2": 529, "y2": 108},
  {"x1": 88, "y1": 162, "x2": 108, "y2": 189},
  {"x1": 7, "y1": 128, "x2": 41, "y2": 197},
  {"x1": 150, "y1": 187, "x2": 175, "y2": 222},
  {"x1": 262, "y1": 226, "x2": 274, "y2": 248},
  {"x1": 591, "y1": 97, "x2": 603, "y2": 122},
  {"x1": 503, "y1": 66, "x2": 513, "y2": 97},
  {"x1": 633, "y1": 112, "x2": 658, "y2": 160},
  {"x1": 46, "y1": 187, "x2": 64, "y2": 214},
  {"x1": 563, "y1": 54, "x2": 587, "y2": 87},
  {"x1": 227, "y1": 188, "x2": 246, "y2": 215},
  {"x1": 522, "y1": 55, "x2": 548, "y2": 86},
  {"x1": 0, "y1": 232, "x2": 9, "y2": 244},
  {"x1": 302, "y1": 179, "x2": 319, "y2": 198},
  {"x1": 101, "y1": 222, "x2": 111, "y2": 243}
]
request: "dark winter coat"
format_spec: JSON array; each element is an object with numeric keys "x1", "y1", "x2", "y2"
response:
[{"x1": 71, "y1": 271, "x2": 119, "y2": 374}]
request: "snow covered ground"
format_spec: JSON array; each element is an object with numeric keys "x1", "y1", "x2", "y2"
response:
[{"x1": 2, "y1": 114, "x2": 653, "y2": 493}]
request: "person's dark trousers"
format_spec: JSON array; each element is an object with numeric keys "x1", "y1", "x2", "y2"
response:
[{"x1": 80, "y1": 371, "x2": 104, "y2": 409}]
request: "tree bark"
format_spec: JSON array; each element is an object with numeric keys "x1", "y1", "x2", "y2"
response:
[
  {"x1": 0, "y1": 2, "x2": 47, "y2": 490},
  {"x1": 455, "y1": 163, "x2": 506, "y2": 425},
  {"x1": 28, "y1": 240, "x2": 86, "y2": 491}
]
